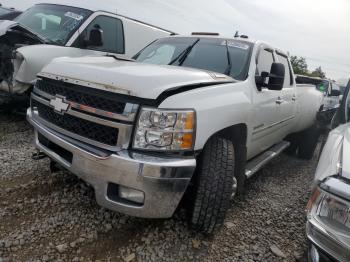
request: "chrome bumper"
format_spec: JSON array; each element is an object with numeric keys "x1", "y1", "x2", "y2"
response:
[
  {"x1": 307, "y1": 190, "x2": 350, "y2": 262},
  {"x1": 306, "y1": 220, "x2": 348, "y2": 262},
  {"x1": 27, "y1": 109, "x2": 196, "y2": 218}
]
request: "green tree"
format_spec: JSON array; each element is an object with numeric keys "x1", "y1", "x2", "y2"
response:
[
  {"x1": 290, "y1": 56, "x2": 327, "y2": 79},
  {"x1": 290, "y1": 56, "x2": 308, "y2": 75},
  {"x1": 310, "y1": 66, "x2": 326, "y2": 79}
]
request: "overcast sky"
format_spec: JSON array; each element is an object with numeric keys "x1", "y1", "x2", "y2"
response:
[{"x1": 3, "y1": 0, "x2": 349, "y2": 79}]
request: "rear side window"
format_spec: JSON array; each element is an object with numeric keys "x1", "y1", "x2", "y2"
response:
[
  {"x1": 277, "y1": 54, "x2": 293, "y2": 87},
  {"x1": 84, "y1": 15, "x2": 125, "y2": 54},
  {"x1": 256, "y1": 49, "x2": 274, "y2": 75}
]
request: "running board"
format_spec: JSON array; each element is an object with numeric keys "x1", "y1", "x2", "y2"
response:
[{"x1": 245, "y1": 141, "x2": 290, "y2": 179}]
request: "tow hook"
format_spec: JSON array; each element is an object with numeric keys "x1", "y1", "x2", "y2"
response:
[{"x1": 31, "y1": 150, "x2": 47, "y2": 160}]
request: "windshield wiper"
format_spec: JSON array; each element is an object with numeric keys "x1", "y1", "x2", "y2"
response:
[
  {"x1": 106, "y1": 54, "x2": 135, "y2": 62},
  {"x1": 168, "y1": 38, "x2": 200, "y2": 66},
  {"x1": 224, "y1": 40, "x2": 232, "y2": 75}
]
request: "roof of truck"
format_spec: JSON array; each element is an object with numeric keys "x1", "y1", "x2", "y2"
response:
[
  {"x1": 31, "y1": 1, "x2": 174, "y2": 33},
  {"x1": 166, "y1": 35, "x2": 290, "y2": 56},
  {"x1": 170, "y1": 34, "x2": 258, "y2": 44},
  {"x1": 34, "y1": 1, "x2": 120, "y2": 13}
]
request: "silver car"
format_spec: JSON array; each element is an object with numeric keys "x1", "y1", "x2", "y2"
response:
[{"x1": 307, "y1": 77, "x2": 350, "y2": 262}]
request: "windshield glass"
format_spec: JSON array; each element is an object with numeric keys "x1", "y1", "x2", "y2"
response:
[
  {"x1": 316, "y1": 80, "x2": 329, "y2": 93},
  {"x1": 134, "y1": 37, "x2": 253, "y2": 80},
  {"x1": 15, "y1": 4, "x2": 92, "y2": 45},
  {"x1": 0, "y1": 7, "x2": 11, "y2": 16}
]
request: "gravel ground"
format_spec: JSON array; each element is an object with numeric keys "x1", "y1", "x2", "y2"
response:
[{"x1": 0, "y1": 112, "x2": 316, "y2": 262}]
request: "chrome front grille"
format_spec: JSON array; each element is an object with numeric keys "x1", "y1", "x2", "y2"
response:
[
  {"x1": 31, "y1": 77, "x2": 139, "y2": 151},
  {"x1": 35, "y1": 79, "x2": 127, "y2": 115}
]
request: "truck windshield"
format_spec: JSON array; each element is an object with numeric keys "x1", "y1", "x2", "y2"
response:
[
  {"x1": 15, "y1": 4, "x2": 92, "y2": 45},
  {"x1": 316, "y1": 80, "x2": 329, "y2": 93},
  {"x1": 0, "y1": 7, "x2": 12, "y2": 16},
  {"x1": 134, "y1": 37, "x2": 253, "y2": 80}
]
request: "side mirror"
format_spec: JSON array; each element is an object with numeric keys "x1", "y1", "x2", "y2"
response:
[
  {"x1": 88, "y1": 24, "x2": 103, "y2": 47},
  {"x1": 267, "y1": 63, "x2": 285, "y2": 91},
  {"x1": 332, "y1": 81, "x2": 350, "y2": 128},
  {"x1": 255, "y1": 72, "x2": 267, "y2": 90},
  {"x1": 255, "y1": 63, "x2": 285, "y2": 91},
  {"x1": 330, "y1": 89, "x2": 341, "y2": 97}
]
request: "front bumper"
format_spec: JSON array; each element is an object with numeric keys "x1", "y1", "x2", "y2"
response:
[
  {"x1": 27, "y1": 109, "x2": 196, "y2": 218},
  {"x1": 307, "y1": 220, "x2": 346, "y2": 262}
]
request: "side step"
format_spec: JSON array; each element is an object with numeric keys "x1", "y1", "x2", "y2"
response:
[{"x1": 245, "y1": 141, "x2": 290, "y2": 179}]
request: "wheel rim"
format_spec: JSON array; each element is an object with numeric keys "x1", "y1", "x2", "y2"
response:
[{"x1": 231, "y1": 177, "x2": 238, "y2": 199}]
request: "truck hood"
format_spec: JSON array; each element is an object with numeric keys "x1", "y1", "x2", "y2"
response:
[
  {"x1": 315, "y1": 123, "x2": 350, "y2": 182},
  {"x1": 342, "y1": 124, "x2": 350, "y2": 179},
  {"x1": 40, "y1": 56, "x2": 234, "y2": 99}
]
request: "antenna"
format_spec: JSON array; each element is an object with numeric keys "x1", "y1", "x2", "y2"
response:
[{"x1": 234, "y1": 31, "x2": 249, "y2": 39}]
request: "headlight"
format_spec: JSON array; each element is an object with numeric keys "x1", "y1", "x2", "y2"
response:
[
  {"x1": 133, "y1": 107, "x2": 195, "y2": 151},
  {"x1": 307, "y1": 186, "x2": 350, "y2": 240}
]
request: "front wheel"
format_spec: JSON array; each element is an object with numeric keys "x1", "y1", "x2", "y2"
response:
[{"x1": 187, "y1": 136, "x2": 237, "y2": 234}]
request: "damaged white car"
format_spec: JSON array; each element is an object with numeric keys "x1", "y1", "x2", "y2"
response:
[
  {"x1": 0, "y1": 2, "x2": 173, "y2": 104},
  {"x1": 307, "y1": 77, "x2": 350, "y2": 262}
]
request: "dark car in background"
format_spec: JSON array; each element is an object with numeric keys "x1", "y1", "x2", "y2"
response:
[{"x1": 0, "y1": 5, "x2": 21, "y2": 20}]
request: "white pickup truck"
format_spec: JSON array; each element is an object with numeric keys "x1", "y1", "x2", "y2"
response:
[
  {"x1": 27, "y1": 34, "x2": 323, "y2": 233},
  {"x1": 0, "y1": 2, "x2": 172, "y2": 102}
]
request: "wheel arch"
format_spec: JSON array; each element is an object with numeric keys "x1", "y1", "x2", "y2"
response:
[
  {"x1": 198, "y1": 123, "x2": 248, "y2": 194},
  {"x1": 215, "y1": 123, "x2": 248, "y2": 147}
]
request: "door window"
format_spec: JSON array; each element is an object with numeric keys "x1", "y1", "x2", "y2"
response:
[
  {"x1": 256, "y1": 49, "x2": 274, "y2": 75},
  {"x1": 277, "y1": 54, "x2": 293, "y2": 88},
  {"x1": 81, "y1": 15, "x2": 125, "y2": 53}
]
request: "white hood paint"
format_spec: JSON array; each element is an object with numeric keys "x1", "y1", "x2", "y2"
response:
[
  {"x1": 14, "y1": 45, "x2": 103, "y2": 84},
  {"x1": 40, "y1": 56, "x2": 233, "y2": 99},
  {"x1": 315, "y1": 124, "x2": 346, "y2": 182},
  {"x1": 0, "y1": 20, "x2": 17, "y2": 36}
]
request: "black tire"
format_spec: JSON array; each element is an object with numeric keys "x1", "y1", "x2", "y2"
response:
[
  {"x1": 188, "y1": 136, "x2": 236, "y2": 234},
  {"x1": 297, "y1": 125, "x2": 321, "y2": 160},
  {"x1": 284, "y1": 133, "x2": 300, "y2": 156}
]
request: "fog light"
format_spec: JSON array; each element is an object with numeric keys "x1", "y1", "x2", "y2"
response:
[{"x1": 118, "y1": 186, "x2": 145, "y2": 204}]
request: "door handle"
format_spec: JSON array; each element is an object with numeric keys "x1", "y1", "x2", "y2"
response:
[
  {"x1": 292, "y1": 95, "x2": 297, "y2": 102},
  {"x1": 275, "y1": 97, "x2": 284, "y2": 104}
]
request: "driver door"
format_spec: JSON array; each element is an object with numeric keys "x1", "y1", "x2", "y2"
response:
[{"x1": 249, "y1": 47, "x2": 285, "y2": 158}]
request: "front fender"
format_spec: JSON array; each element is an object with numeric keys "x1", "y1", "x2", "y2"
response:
[{"x1": 159, "y1": 81, "x2": 252, "y2": 150}]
